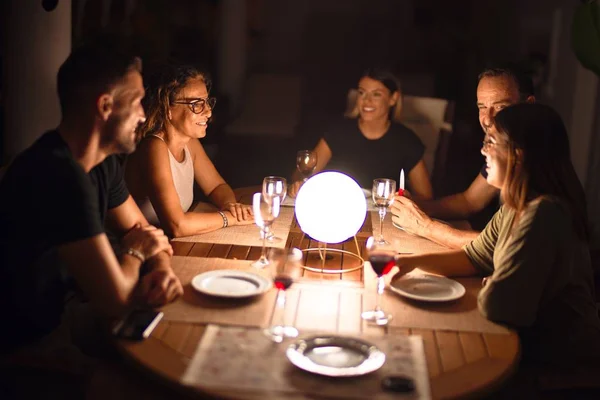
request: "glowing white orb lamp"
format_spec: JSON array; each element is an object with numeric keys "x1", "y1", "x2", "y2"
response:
[{"x1": 295, "y1": 171, "x2": 367, "y2": 273}]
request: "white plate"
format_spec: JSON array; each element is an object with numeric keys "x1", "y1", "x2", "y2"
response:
[
  {"x1": 286, "y1": 336, "x2": 385, "y2": 377},
  {"x1": 390, "y1": 274, "x2": 466, "y2": 302},
  {"x1": 191, "y1": 270, "x2": 272, "y2": 298}
]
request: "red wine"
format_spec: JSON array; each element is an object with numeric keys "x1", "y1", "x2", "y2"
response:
[
  {"x1": 369, "y1": 253, "x2": 395, "y2": 277},
  {"x1": 274, "y1": 275, "x2": 294, "y2": 290}
]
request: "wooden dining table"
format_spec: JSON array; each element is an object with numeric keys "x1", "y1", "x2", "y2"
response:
[{"x1": 116, "y1": 188, "x2": 520, "y2": 399}]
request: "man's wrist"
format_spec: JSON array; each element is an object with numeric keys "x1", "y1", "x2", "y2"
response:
[
  {"x1": 417, "y1": 217, "x2": 434, "y2": 237},
  {"x1": 141, "y1": 251, "x2": 171, "y2": 274},
  {"x1": 125, "y1": 248, "x2": 145, "y2": 263}
]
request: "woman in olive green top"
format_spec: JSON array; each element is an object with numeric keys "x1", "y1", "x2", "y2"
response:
[{"x1": 394, "y1": 103, "x2": 600, "y2": 367}]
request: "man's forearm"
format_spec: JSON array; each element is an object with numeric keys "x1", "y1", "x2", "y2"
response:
[
  {"x1": 119, "y1": 253, "x2": 145, "y2": 284},
  {"x1": 418, "y1": 220, "x2": 480, "y2": 249},
  {"x1": 418, "y1": 193, "x2": 473, "y2": 220}
]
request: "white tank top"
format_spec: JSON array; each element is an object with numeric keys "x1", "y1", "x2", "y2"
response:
[{"x1": 139, "y1": 135, "x2": 195, "y2": 226}]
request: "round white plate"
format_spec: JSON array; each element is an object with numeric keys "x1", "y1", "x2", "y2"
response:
[
  {"x1": 390, "y1": 275, "x2": 466, "y2": 302},
  {"x1": 286, "y1": 335, "x2": 385, "y2": 377},
  {"x1": 191, "y1": 270, "x2": 271, "y2": 298}
]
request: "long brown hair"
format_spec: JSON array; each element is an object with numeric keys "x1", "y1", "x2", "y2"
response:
[
  {"x1": 139, "y1": 64, "x2": 211, "y2": 137},
  {"x1": 494, "y1": 103, "x2": 588, "y2": 241}
]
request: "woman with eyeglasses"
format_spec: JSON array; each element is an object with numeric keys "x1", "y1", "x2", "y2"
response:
[
  {"x1": 289, "y1": 67, "x2": 433, "y2": 199},
  {"x1": 394, "y1": 103, "x2": 600, "y2": 368},
  {"x1": 125, "y1": 64, "x2": 253, "y2": 237}
]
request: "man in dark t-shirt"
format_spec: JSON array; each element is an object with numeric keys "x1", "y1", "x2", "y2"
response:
[
  {"x1": 391, "y1": 65, "x2": 536, "y2": 249},
  {"x1": 0, "y1": 131, "x2": 129, "y2": 349},
  {"x1": 0, "y1": 38, "x2": 182, "y2": 354}
]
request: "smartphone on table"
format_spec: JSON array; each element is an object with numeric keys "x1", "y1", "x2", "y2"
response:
[{"x1": 112, "y1": 309, "x2": 164, "y2": 340}]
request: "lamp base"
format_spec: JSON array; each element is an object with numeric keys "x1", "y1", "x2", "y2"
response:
[{"x1": 300, "y1": 236, "x2": 364, "y2": 274}]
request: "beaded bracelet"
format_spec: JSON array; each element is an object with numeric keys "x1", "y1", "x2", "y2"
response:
[
  {"x1": 125, "y1": 248, "x2": 145, "y2": 263},
  {"x1": 218, "y1": 211, "x2": 229, "y2": 228}
]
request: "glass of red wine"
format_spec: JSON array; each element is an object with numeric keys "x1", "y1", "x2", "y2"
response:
[
  {"x1": 263, "y1": 247, "x2": 303, "y2": 343},
  {"x1": 361, "y1": 236, "x2": 396, "y2": 325}
]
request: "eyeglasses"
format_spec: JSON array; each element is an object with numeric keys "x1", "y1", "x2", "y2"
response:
[{"x1": 172, "y1": 97, "x2": 216, "y2": 114}]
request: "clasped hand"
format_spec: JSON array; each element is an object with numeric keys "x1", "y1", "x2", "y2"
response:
[
  {"x1": 139, "y1": 267, "x2": 183, "y2": 306},
  {"x1": 122, "y1": 223, "x2": 173, "y2": 259}
]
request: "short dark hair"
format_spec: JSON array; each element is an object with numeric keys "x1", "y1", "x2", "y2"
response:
[
  {"x1": 57, "y1": 36, "x2": 142, "y2": 114},
  {"x1": 478, "y1": 64, "x2": 535, "y2": 100},
  {"x1": 361, "y1": 67, "x2": 401, "y2": 94}
]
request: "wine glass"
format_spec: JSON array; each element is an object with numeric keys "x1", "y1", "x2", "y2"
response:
[
  {"x1": 361, "y1": 237, "x2": 395, "y2": 325},
  {"x1": 372, "y1": 178, "x2": 396, "y2": 245},
  {"x1": 252, "y1": 192, "x2": 280, "y2": 269},
  {"x1": 263, "y1": 247, "x2": 303, "y2": 343},
  {"x1": 261, "y1": 176, "x2": 287, "y2": 242},
  {"x1": 296, "y1": 150, "x2": 318, "y2": 182}
]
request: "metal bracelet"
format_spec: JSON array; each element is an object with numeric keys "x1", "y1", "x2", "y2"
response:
[
  {"x1": 125, "y1": 248, "x2": 145, "y2": 263},
  {"x1": 218, "y1": 211, "x2": 229, "y2": 228}
]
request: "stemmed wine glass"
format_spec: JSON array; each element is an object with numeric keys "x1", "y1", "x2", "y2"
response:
[
  {"x1": 361, "y1": 236, "x2": 395, "y2": 325},
  {"x1": 296, "y1": 150, "x2": 318, "y2": 182},
  {"x1": 372, "y1": 178, "x2": 396, "y2": 245},
  {"x1": 263, "y1": 247, "x2": 303, "y2": 343},
  {"x1": 252, "y1": 192, "x2": 280, "y2": 269},
  {"x1": 261, "y1": 176, "x2": 287, "y2": 243}
]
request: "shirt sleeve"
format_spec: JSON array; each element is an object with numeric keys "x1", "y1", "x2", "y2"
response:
[
  {"x1": 322, "y1": 119, "x2": 347, "y2": 156},
  {"x1": 105, "y1": 155, "x2": 130, "y2": 210},
  {"x1": 463, "y1": 206, "x2": 504, "y2": 275},
  {"x1": 399, "y1": 125, "x2": 425, "y2": 172},
  {"x1": 476, "y1": 200, "x2": 569, "y2": 327},
  {"x1": 47, "y1": 160, "x2": 105, "y2": 244}
]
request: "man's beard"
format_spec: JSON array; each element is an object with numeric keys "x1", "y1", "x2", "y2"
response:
[
  {"x1": 117, "y1": 135, "x2": 137, "y2": 154},
  {"x1": 112, "y1": 128, "x2": 137, "y2": 155}
]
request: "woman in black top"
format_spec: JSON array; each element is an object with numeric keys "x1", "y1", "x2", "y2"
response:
[{"x1": 290, "y1": 68, "x2": 433, "y2": 198}]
